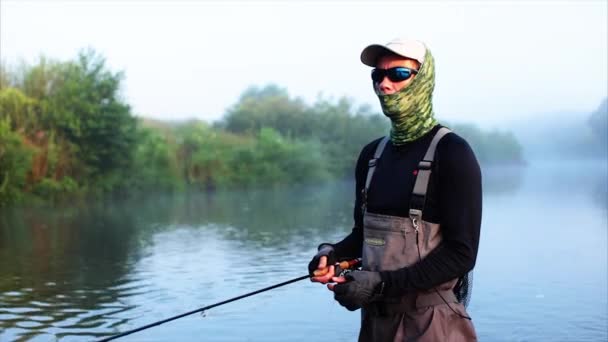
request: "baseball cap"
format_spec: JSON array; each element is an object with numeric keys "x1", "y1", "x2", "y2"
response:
[{"x1": 360, "y1": 38, "x2": 427, "y2": 67}]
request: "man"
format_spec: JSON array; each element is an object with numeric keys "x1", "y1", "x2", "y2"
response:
[{"x1": 308, "y1": 38, "x2": 481, "y2": 341}]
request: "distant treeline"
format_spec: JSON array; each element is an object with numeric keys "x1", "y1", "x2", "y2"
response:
[
  {"x1": 548, "y1": 97, "x2": 608, "y2": 159},
  {"x1": 0, "y1": 50, "x2": 524, "y2": 206},
  {"x1": 505, "y1": 96, "x2": 607, "y2": 161}
]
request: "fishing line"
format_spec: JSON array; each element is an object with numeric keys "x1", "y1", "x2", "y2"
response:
[{"x1": 96, "y1": 274, "x2": 311, "y2": 342}]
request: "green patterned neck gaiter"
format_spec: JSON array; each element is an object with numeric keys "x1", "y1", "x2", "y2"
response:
[{"x1": 376, "y1": 49, "x2": 438, "y2": 145}]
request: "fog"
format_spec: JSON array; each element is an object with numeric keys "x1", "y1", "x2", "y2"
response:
[{"x1": 2, "y1": 1, "x2": 607, "y2": 129}]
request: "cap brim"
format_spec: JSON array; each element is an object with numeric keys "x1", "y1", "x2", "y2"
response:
[
  {"x1": 360, "y1": 44, "x2": 395, "y2": 67},
  {"x1": 360, "y1": 43, "x2": 424, "y2": 67}
]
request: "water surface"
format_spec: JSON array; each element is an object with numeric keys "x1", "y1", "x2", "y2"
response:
[{"x1": 0, "y1": 160, "x2": 606, "y2": 341}]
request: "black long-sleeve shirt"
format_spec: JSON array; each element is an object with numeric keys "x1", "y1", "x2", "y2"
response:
[{"x1": 331, "y1": 125, "x2": 482, "y2": 297}]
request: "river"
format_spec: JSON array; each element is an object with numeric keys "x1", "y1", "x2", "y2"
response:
[{"x1": 0, "y1": 160, "x2": 606, "y2": 341}]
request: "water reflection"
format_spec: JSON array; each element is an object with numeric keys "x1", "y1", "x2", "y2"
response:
[{"x1": 0, "y1": 204, "x2": 144, "y2": 340}]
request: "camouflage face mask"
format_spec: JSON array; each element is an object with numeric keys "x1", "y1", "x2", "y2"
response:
[{"x1": 375, "y1": 49, "x2": 438, "y2": 145}]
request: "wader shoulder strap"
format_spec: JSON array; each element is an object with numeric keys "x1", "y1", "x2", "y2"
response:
[
  {"x1": 409, "y1": 127, "x2": 452, "y2": 221},
  {"x1": 362, "y1": 136, "x2": 390, "y2": 212}
]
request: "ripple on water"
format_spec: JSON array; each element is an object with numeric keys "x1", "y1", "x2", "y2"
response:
[
  {"x1": 98, "y1": 302, "x2": 128, "y2": 309},
  {"x1": 59, "y1": 318, "x2": 105, "y2": 330},
  {"x1": 0, "y1": 313, "x2": 20, "y2": 320},
  {"x1": 29, "y1": 300, "x2": 53, "y2": 308},
  {"x1": 106, "y1": 280, "x2": 154, "y2": 298},
  {"x1": 5, "y1": 307, "x2": 42, "y2": 315},
  {"x1": 15, "y1": 321, "x2": 45, "y2": 329},
  {"x1": 106, "y1": 317, "x2": 130, "y2": 329},
  {"x1": 28, "y1": 315, "x2": 54, "y2": 322},
  {"x1": 60, "y1": 308, "x2": 87, "y2": 314},
  {"x1": 81, "y1": 305, "x2": 136, "y2": 320}
]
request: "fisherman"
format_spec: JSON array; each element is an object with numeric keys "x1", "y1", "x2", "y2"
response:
[{"x1": 308, "y1": 38, "x2": 482, "y2": 341}]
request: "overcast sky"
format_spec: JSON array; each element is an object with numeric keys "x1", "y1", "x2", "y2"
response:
[{"x1": 1, "y1": 1, "x2": 606, "y2": 126}]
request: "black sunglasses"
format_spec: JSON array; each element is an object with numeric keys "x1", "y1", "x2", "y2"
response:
[{"x1": 371, "y1": 67, "x2": 418, "y2": 83}]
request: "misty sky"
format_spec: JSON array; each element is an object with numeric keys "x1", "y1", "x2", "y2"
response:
[{"x1": 1, "y1": 1, "x2": 607, "y2": 126}]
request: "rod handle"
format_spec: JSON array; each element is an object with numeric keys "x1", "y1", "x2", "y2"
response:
[{"x1": 312, "y1": 259, "x2": 360, "y2": 277}]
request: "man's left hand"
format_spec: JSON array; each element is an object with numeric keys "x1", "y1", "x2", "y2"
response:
[{"x1": 328, "y1": 271, "x2": 383, "y2": 311}]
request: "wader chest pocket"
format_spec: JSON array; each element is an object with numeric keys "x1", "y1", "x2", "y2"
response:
[{"x1": 363, "y1": 224, "x2": 419, "y2": 270}]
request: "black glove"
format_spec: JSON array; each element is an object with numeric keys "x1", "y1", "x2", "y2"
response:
[
  {"x1": 308, "y1": 244, "x2": 336, "y2": 275},
  {"x1": 333, "y1": 271, "x2": 383, "y2": 311}
]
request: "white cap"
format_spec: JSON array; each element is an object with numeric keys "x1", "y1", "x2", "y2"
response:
[{"x1": 360, "y1": 38, "x2": 427, "y2": 66}]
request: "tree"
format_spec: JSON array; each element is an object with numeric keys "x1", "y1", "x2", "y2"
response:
[
  {"x1": 219, "y1": 84, "x2": 390, "y2": 177},
  {"x1": 42, "y1": 49, "x2": 138, "y2": 186},
  {"x1": 220, "y1": 84, "x2": 310, "y2": 136}
]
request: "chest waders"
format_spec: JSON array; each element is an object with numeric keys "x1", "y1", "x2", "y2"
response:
[{"x1": 359, "y1": 128, "x2": 477, "y2": 342}]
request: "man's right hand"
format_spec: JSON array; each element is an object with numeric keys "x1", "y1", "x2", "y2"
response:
[
  {"x1": 308, "y1": 245, "x2": 336, "y2": 283},
  {"x1": 310, "y1": 259, "x2": 336, "y2": 283}
]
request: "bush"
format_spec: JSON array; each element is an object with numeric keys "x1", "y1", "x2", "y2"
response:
[
  {"x1": 31, "y1": 176, "x2": 78, "y2": 200},
  {"x1": 0, "y1": 118, "x2": 34, "y2": 206}
]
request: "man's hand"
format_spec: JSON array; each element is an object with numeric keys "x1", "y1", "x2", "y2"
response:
[
  {"x1": 311, "y1": 262, "x2": 336, "y2": 283},
  {"x1": 308, "y1": 245, "x2": 336, "y2": 283},
  {"x1": 327, "y1": 271, "x2": 383, "y2": 311}
]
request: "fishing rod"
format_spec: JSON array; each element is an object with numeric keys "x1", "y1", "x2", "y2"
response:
[{"x1": 96, "y1": 259, "x2": 360, "y2": 342}]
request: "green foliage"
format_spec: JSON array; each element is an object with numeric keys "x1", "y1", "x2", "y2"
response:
[
  {"x1": 312, "y1": 99, "x2": 388, "y2": 176},
  {"x1": 131, "y1": 125, "x2": 182, "y2": 192},
  {"x1": 0, "y1": 62, "x2": 11, "y2": 90},
  {"x1": 43, "y1": 50, "x2": 137, "y2": 181},
  {"x1": 0, "y1": 87, "x2": 40, "y2": 134},
  {"x1": 226, "y1": 127, "x2": 330, "y2": 186},
  {"x1": 0, "y1": 118, "x2": 34, "y2": 205},
  {"x1": 0, "y1": 49, "x2": 527, "y2": 206},
  {"x1": 220, "y1": 84, "x2": 389, "y2": 177},
  {"x1": 176, "y1": 120, "x2": 239, "y2": 189},
  {"x1": 220, "y1": 85, "x2": 309, "y2": 136},
  {"x1": 31, "y1": 176, "x2": 78, "y2": 200},
  {"x1": 272, "y1": 137, "x2": 329, "y2": 184},
  {"x1": 0, "y1": 50, "x2": 138, "y2": 205},
  {"x1": 172, "y1": 121, "x2": 329, "y2": 189}
]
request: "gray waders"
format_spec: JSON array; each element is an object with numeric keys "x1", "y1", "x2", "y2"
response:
[{"x1": 359, "y1": 128, "x2": 477, "y2": 342}]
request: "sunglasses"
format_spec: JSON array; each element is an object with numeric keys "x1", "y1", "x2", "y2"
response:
[{"x1": 371, "y1": 67, "x2": 418, "y2": 83}]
